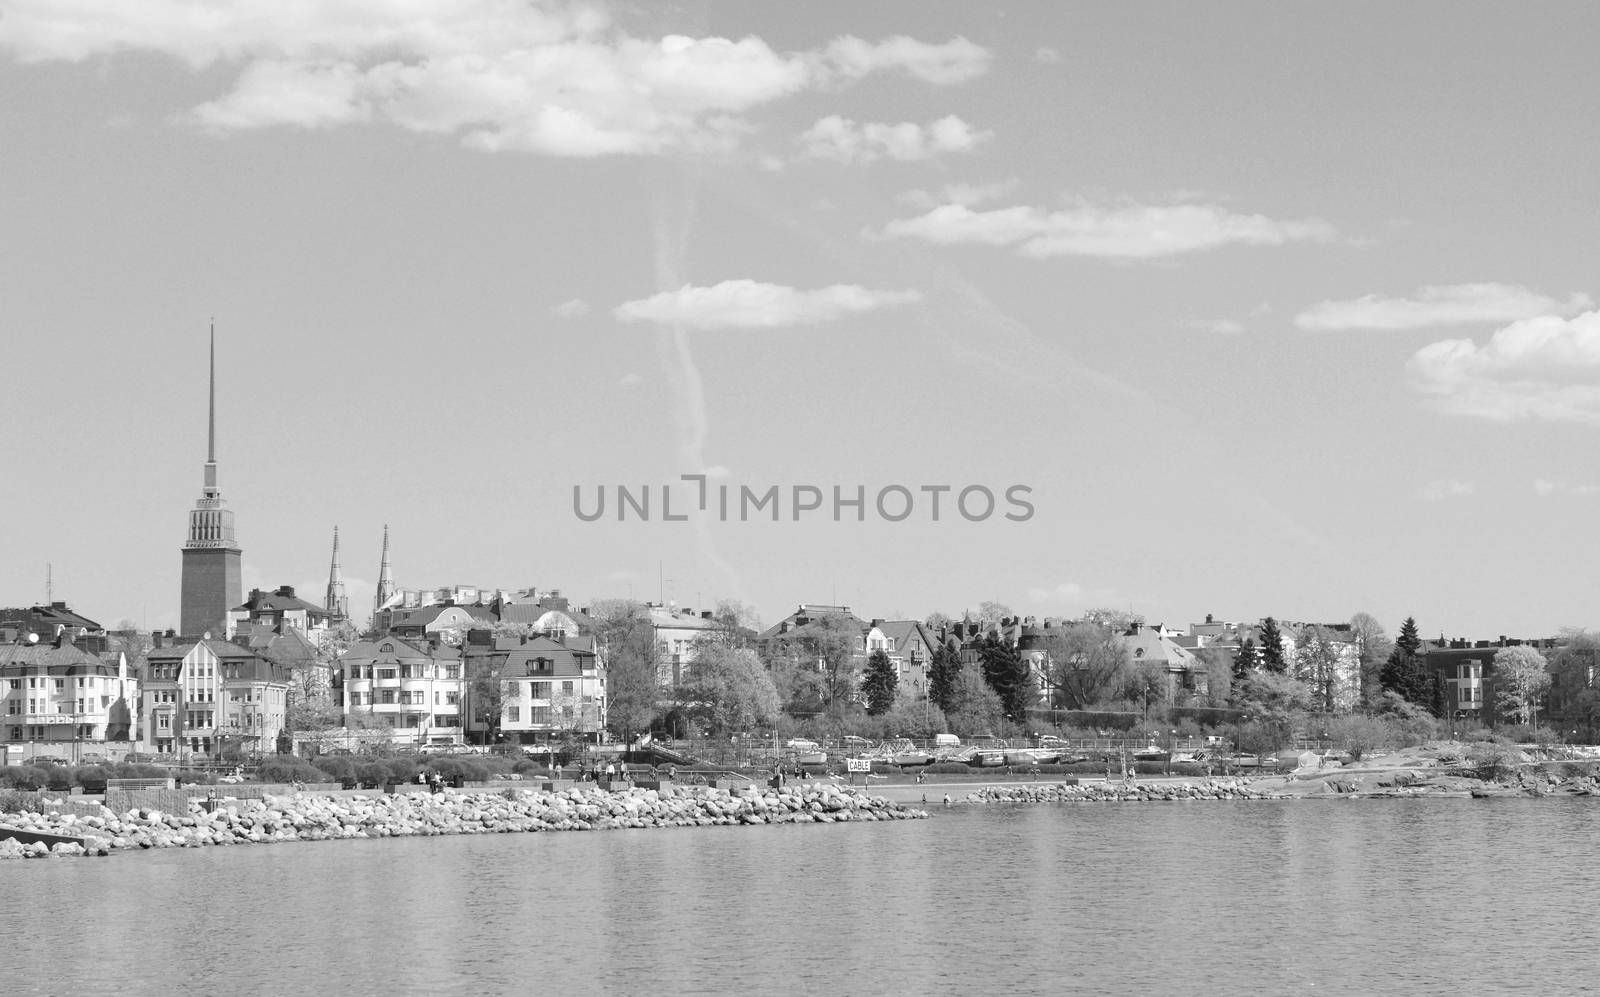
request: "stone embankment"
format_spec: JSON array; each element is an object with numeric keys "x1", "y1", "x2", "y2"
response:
[
  {"x1": 0, "y1": 783, "x2": 925, "y2": 859},
  {"x1": 968, "y1": 779, "x2": 1274, "y2": 804}
]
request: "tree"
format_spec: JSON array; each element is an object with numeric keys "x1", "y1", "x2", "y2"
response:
[
  {"x1": 861, "y1": 649, "x2": 898, "y2": 716},
  {"x1": 924, "y1": 611, "x2": 955, "y2": 630},
  {"x1": 675, "y1": 642, "x2": 780, "y2": 736},
  {"x1": 1193, "y1": 645, "x2": 1234, "y2": 706},
  {"x1": 979, "y1": 633, "x2": 1032, "y2": 722},
  {"x1": 1233, "y1": 639, "x2": 1260, "y2": 682},
  {"x1": 1237, "y1": 669, "x2": 1315, "y2": 718},
  {"x1": 926, "y1": 643, "x2": 961, "y2": 714},
  {"x1": 974, "y1": 601, "x2": 1013, "y2": 625},
  {"x1": 1258, "y1": 618, "x2": 1287, "y2": 673},
  {"x1": 1349, "y1": 612, "x2": 1393, "y2": 708},
  {"x1": 1380, "y1": 616, "x2": 1431, "y2": 707},
  {"x1": 946, "y1": 660, "x2": 1004, "y2": 735},
  {"x1": 1296, "y1": 625, "x2": 1342, "y2": 713},
  {"x1": 772, "y1": 612, "x2": 861, "y2": 706},
  {"x1": 1042, "y1": 622, "x2": 1132, "y2": 710},
  {"x1": 593, "y1": 602, "x2": 661, "y2": 747},
  {"x1": 1493, "y1": 645, "x2": 1551, "y2": 728},
  {"x1": 1326, "y1": 714, "x2": 1395, "y2": 761}
]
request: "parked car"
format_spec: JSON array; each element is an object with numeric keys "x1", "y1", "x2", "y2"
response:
[
  {"x1": 785, "y1": 738, "x2": 821, "y2": 751},
  {"x1": 33, "y1": 756, "x2": 68, "y2": 765}
]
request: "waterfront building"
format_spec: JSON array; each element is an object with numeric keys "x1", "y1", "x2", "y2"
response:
[
  {"x1": 179, "y1": 329, "x2": 243, "y2": 638},
  {"x1": 647, "y1": 603, "x2": 727, "y2": 687},
  {"x1": 0, "y1": 633, "x2": 137, "y2": 752},
  {"x1": 141, "y1": 637, "x2": 288, "y2": 757},
  {"x1": 338, "y1": 635, "x2": 463, "y2": 746},
  {"x1": 460, "y1": 629, "x2": 605, "y2": 745}
]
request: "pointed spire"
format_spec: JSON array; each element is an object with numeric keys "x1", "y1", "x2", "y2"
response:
[
  {"x1": 203, "y1": 320, "x2": 219, "y2": 495},
  {"x1": 325, "y1": 525, "x2": 349, "y2": 622},
  {"x1": 374, "y1": 524, "x2": 397, "y2": 616}
]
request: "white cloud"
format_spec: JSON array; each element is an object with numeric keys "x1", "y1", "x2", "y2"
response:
[
  {"x1": 799, "y1": 114, "x2": 989, "y2": 164},
  {"x1": 876, "y1": 198, "x2": 1335, "y2": 260},
  {"x1": 552, "y1": 298, "x2": 591, "y2": 318},
  {"x1": 0, "y1": 3, "x2": 990, "y2": 157},
  {"x1": 897, "y1": 178, "x2": 1017, "y2": 210},
  {"x1": 1533, "y1": 478, "x2": 1600, "y2": 497},
  {"x1": 1415, "y1": 479, "x2": 1475, "y2": 502},
  {"x1": 1183, "y1": 318, "x2": 1244, "y2": 335},
  {"x1": 1296, "y1": 283, "x2": 1593, "y2": 331},
  {"x1": 1408, "y1": 310, "x2": 1600, "y2": 425},
  {"x1": 615, "y1": 280, "x2": 921, "y2": 330}
]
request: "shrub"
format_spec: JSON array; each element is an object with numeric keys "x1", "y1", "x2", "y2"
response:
[
  {"x1": 255, "y1": 758, "x2": 325, "y2": 784},
  {"x1": 383, "y1": 757, "x2": 418, "y2": 782},
  {"x1": 357, "y1": 762, "x2": 392, "y2": 787},
  {"x1": 1467, "y1": 741, "x2": 1524, "y2": 783},
  {"x1": 45, "y1": 766, "x2": 75, "y2": 791},
  {"x1": 312, "y1": 756, "x2": 357, "y2": 781},
  {"x1": 74, "y1": 765, "x2": 112, "y2": 788},
  {"x1": 2, "y1": 766, "x2": 48, "y2": 791},
  {"x1": 512, "y1": 758, "x2": 544, "y2": 775},
  {"x1": 0, "y1": 789, "x2": 43, "y2": 813}
]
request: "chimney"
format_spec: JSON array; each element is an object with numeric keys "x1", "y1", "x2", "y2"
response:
[
  {"x1": 701, "y1": 611, "x2": 713, "y2": 620},
  {"x1": 1206, "y1": 613, "x2": 1214, "y2": 624},
  {"x1": 870, "y1": 618, "x2": 885, "y2": 630}
]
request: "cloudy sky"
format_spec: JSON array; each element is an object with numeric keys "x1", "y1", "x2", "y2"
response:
[{"x1": 2, "y1": 1, "x2": 1596, "y2": 639}]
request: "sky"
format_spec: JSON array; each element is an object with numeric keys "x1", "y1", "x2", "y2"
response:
[{"x1": 1, "y1": 1, "x2": 1596, "y2": 641}]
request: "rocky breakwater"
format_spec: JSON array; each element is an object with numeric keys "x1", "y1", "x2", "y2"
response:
[
  {"x1": 0, "y1": 782, "x2": 926, "y2": 858},
  {"x1": 969, "y1": 779, "x2": 1276, "y2": 804}
]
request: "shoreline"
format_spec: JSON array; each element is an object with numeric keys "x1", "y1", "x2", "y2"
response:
[{"x1": 0, "y1": 782, "x2": 926, "y2": 859}]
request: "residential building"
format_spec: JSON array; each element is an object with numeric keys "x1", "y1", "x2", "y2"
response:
[
  {"x1": 460, "y1": 629, "x2": 605, "y2": 745},
  {"x1": 179, "y1": 328, "x2": 243, "y2": 638},
  {"x1": 1422, "y1": 635, "x2": 1560, "y2": 726},
  {"x1": 877, "y1": 619, "x2": 938, "y2": 702},
  {"x1": 141, "y1": 637, "x2": 288, "y2": 757},
  {"x1": 228, "y1": 585, "x2": 334, "y2": 644},
  {"x1": 339, "y1": 636, "x2": 463, "y2": 745},
  {"x1": 1, "y1": 633, "x2": 137, "y2": 749},
  {"x1": 647, "y1": 604, "x2": 727, "y2": 687}
]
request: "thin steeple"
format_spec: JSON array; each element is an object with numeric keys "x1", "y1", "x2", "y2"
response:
[
  {"x1": 325, "y1": 525, "x2": 349, "y2": 622},
  {"x1": 374, "y1": 524, "x2": 397, "y2": 616},
  {"x1": 203, "y1": 320, "x2": 219, "y2": 496}
]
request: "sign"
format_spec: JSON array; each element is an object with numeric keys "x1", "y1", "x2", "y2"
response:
[{"x1": 845, "y1": 757, "x2": 873, "y2": 773}]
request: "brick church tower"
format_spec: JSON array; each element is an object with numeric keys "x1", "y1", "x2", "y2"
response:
[{"x1": 179, "y1": 325, "x2": 242, "y2": 637}]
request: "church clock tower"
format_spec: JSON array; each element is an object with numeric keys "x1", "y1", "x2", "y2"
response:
[{"x1": 179, "y1": 325, "x2": 243, "y2": 637}]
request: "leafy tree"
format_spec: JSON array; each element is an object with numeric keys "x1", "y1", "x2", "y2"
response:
[
  {"x1": 924, "y1": 611, "x2": 955, "y2": 630},
  {"x1": 772, "y1": 612, "x2": 861, "y2": 706},
  {"x1": 861, "y1": 649, "x2": 898, "y2": 716},
  {"x1": 593, "y1": 602, "x2": 660, "y2": 747},
  {"x1": 1349, "y1": 612, "x2": 1393, "y2": 708},
  {"x1": 1042, "y1": 622, "x2": 1132, "y2": 710},
  {"x1": 675, "y1": 642, "x2": 780, "y2": 736},
  {"x1": 946, "y1": 660, "x2": 1004, "y2": 735},
  {"x1": 974, "y1": 601, "x2": 1013, "y2": 625},
  {"x1": 1081, "y1": 607, "x2": 1145, "y2": 632},
  {"x1": 1296, "y1": 625, "x2": 1342, "y2": 713},
  {"x1": 1193, "y1": 645, "x2": 1234, "y2": 706},
  {"x1": 1327, "y1": 714, "x2": 1395, "y2": 761},
  {"x1": 1238, "y1": 669, "x2": 1314, "y2": 717},
  {"x1": 1258, "y1": 618, "x2": 1287, "y2": 673},
  {"x1": 927, "y1": 643, "x2": 962, "y2": 714},
  {"x1": 1493, "y1": 645, "x2": 1551, "y2": 728}
]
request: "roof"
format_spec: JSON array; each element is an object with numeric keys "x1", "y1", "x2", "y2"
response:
[
  {"x1": 0, "y1": 602, "x2": 103, "y2": 634},
  {"x1": 1117, "y1": 627, "x2": 1199, "y2": 670},
  {"x1": 0, "y1": 640, "x2": 114, "y2": 673},
  {"x1": 878, "y1": 620, "x2": 936, "y2": 654},
  {"x1": 233, "y1": 587, "x2": 329, "y2": 618}
]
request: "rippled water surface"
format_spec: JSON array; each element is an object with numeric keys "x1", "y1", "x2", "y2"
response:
[{"x1": 7, "y1": 798, "x2": 1597, "y2": 995}]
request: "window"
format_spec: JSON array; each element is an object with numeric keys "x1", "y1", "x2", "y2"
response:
[
  {"x1": 378, "y1": 668, "x2": 397, "y2": 680},
  {"x1": 380, "y1": 690, "x2": 395, "y2": 704},
  {"x1": 445, "y1": 692, "x2": 459, "y2": 706},
  {"x1": 506, "y1": 706, "x2": 520, "y2": 722},
  {"x1": 380, "y1": 643, "x2": 394, "y2": 653},
  {"x1": 530, "y1": 681, "x2": 551, "y2": 700},
  {"x1": 561, "y1": 681, "x2": 574, "y2": 695},
  {"x1": 5, "y1": 702, "x2": 17, "y2": 715}
]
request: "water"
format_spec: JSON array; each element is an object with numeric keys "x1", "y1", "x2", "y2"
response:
[{"x1": 6, "y1": 798, "x2": 1598, "y2": 995}]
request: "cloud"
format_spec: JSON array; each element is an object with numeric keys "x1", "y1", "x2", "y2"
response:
[
  {"x1": 1533, "y1": 478, "x2": 1600, "y2": 497},
  {"x1": 1296, "y1": 283, "x2": 1593, "y2": 331},
  {"x1": 876, "y1": 198, "x2": 1335, "y2": 260},
  {"x1": 798, "y1": 114, "x2": 989, "y2": 164},
  {"x1": 1025, "y1": 581, "x2": 1120, "y2": 608},
  {"x1": 614, "y1": 280, "x2": 921, "y2": 330},
  {"x1": 1415, "y1": 479, "x2": 1475, "y2": 502},
  {"x1": 0, "y1": 3, "x2": 990, "y2": 156},
  {"x1": 619, "y1": 372, "x2": 642, "y2": 387},
  {"x1": 1183, "y1": 318, "x2": 1244, "y2": 335},
  {"x1": 552, "y1": 298, "x2": 591, "y2": 318},
  {"x1": 897, "y1": 178, "x2": 1017, "y2": 210},
  {"x1": 1408, "y1": 310, "x2": 1600, "y2": 425},
  {"x1": 1033, "y1": 47, "x2": 1062, "y2": 65}
]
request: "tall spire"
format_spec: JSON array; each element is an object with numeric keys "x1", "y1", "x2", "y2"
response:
[
  {"x1": 325, "y1": 525, "x2": 349, "y2": 622},
  {"x1": 203, "y1": 319, "x2": 218, "y2": 496},
  {"x1": 374, "y1": 524, "x2": 397, "y2": 616}
]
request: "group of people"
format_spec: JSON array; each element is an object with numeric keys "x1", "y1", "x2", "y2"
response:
[{"x1": 415, "y1": 769, "x2": 447, "y2": 794}]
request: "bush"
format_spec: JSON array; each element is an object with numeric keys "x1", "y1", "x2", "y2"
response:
[
  {"x1": 512, "y1": 758, "x2": 544, "y2": 776},
  {"x1": 74, "y1": 765, "x2": 112, "y2": 788},
  {"x1": 312, "y1": 756, "x2": 357, "y2": 781},
  {"x1": 357, "y1": 762, "x2": 392, "y2": 787},
  {"x1": 0, "y1": 789, "x2": 43, "y2": 813},
  {"x1": 45, "y1": 766, "x2": 75, "y2": 792},
  {"x1": 255, "y1": 758, "x2": 325, "y2": 784},
  {"x1": 112, "y1": 762, "x2": 169, "y2": 779},
  {"x1": 1, "y1": 766, "x2": 49, "y2": 791},
  {"x1": 1467, "y1": 741, "x2": 1524, "y2": 783}
]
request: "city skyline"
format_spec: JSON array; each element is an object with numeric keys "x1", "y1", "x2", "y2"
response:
[{"x1": 1, "y1": 2, "x2": 1596, "y2": 638}]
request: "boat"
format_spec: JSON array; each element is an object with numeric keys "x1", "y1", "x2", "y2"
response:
[
  {"x1": 879, "y1": 738, "x2": 932, "y2": 767},
  {"x1": 970, "y1": 749, "x2": 1008, "y2": 767},
  {"x1": 787, "y1": 750, "x2": 828, "y2": 766},
  {"x1": 1134, "y1": 745, "x2": 1170, "y2": 762}
]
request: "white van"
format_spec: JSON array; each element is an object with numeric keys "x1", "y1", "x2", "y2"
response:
[{"x1": 934, "y1": 734, "x2": 961, "y2": 748}]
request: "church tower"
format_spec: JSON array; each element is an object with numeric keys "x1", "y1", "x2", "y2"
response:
[
  {"x1": 324, "y1": 526, "x2": 349, "y2": 624},
  {"x1": 179, "y1": 325, "x2": 243, "y2": 637},
  {"x1": 374, "y1": 524, "x2": 397, "y2": 617}
]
